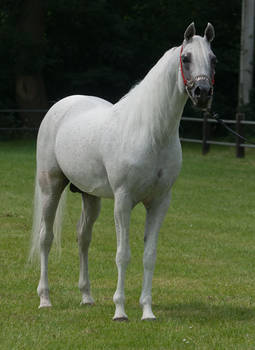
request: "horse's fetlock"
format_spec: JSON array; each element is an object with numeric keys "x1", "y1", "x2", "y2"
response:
[
  {"x1": 113, "y1": 292, "x2": 125, "y2": 305},
  {"x1": 37, "y1": 285, "x2": 49, "y2": 298},
  {"x1": 78, "y1": 281, "x2": 90, "y2": 294},
  {"x1": 140, "y1": 294, "x2": 152, "y2": 307}
]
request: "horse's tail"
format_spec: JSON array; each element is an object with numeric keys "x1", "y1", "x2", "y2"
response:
[{"x1": 28, "y1": 171, "x2": 67, "y2": 263}]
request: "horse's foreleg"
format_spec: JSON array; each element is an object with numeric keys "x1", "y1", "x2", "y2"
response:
[
  {"x1": 140, "y1": 191, "x2": 171, "y2": 320},
  {"x1": 113, "y1": 192, "x2": 132, "y2": 321},
  {"x1": 78, "y1": 193, "x2": 101, "y2": 305},
  {"x1": 37, "y1": 173, "x2": 67, "y2": 308}
]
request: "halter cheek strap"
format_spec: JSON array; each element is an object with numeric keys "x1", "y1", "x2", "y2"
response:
[
  {"x1": 211, "y1": 74, "x2": 215, "y2": 86},
  {"x1": 180, "y1": 45, "x2": 188, "y2": 86}
]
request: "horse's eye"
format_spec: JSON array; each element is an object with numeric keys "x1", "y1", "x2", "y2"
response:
[{"x1": 182, "y1": 55, "x2": 191, "y2": 64}]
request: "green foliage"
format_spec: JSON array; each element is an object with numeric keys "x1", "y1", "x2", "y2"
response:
[
  {"x1": 0, "y1": 0, "x2": 251, "y2": 126},
  {"x1": 1, "y1": 140, "x2": 255, "y2": 349},
  {"x1": 0, "y1": 5, "x2": 17, "y2": 108},
  {"x1": 43, "y1": 0, "x2": 242, "y2": 108}
]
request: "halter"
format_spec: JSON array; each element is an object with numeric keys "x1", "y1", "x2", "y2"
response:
[
  {"x1": 180, "y1": 45, "x2": 188, "y2": 86},
  {"x1": 180, "y1": 45, "x2": 215, "y2": 110},
  {"x1": 180, "y1": 45, "x2": 215, "y2": 87}
]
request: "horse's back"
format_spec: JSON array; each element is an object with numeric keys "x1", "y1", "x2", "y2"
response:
[{"x1": 39, "y1": 95, "x2": 111, "y2": 133}]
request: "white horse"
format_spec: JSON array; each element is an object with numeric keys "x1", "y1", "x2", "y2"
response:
[{"x1": 30, "y1": 23, "x2": 216, "y2": 320}]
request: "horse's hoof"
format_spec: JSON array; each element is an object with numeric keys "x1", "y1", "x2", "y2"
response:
[
  {"x1": 80, "y1": 301, "x2": 94, "y2": 306},
  {"x1": 80, "y1": 295, "x2": 95, "y2": 306},
  {"x1": 141, "y1": 305, "x2": 156, "y2": 320},
  {"x1": 113, "y1": 316, "x2": 129, "y2": 322},
  {"x1": 38, "y1": 300, "x2": 52, "y2": 309},
  {"x1": 113, "y1": 305, "x2": 128, "y2": 321},
  {"x1": 141, "y1": 316, "x2": 156, "y2": 321}
]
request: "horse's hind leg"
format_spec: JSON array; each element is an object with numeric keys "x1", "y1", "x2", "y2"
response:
[
  {"x1": 37, "y1": 171, "x2": 68, "y2": 308},
  {"x1": 77, "y1": 193, "x2": 101, "y2": 305}
]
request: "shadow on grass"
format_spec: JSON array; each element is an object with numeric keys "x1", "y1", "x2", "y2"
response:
[{"x1": 155, "y1": 301, "x2": 255, "y2": 323}]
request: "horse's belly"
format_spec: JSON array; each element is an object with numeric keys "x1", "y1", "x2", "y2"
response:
[
  {"x1": 67, "y1": 164, "x2": 113, "y2": 198},
  {"x1": 57, "y1": 151, "x2": 113, "y2": 198},
  {"x1": 70, "y1": 176, "x2": 113, "y2": 198}
]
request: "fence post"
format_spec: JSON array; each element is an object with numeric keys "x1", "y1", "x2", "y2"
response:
[
  {"x1": 236, "y1": 112, "x2": 245, "y2": 158},
  {"x1": 202, "y1": 112, "x2": 210, "y2": 155}
]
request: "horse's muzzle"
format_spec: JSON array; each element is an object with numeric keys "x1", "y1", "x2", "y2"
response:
[{"x1": 187, "y1": 76, "x2": 213, "y2": 111}]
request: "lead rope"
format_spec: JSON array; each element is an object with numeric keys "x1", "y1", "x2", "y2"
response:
[{"x1": 209, "y1": 112, "x2": 255, "y2": 145}]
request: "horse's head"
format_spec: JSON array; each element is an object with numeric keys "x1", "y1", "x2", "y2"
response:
[{"x1": 180, "y1": 22, "x2": 216, "y2": 110}]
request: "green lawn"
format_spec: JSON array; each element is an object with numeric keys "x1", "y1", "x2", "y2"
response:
[{"x1": 1, "y1": 139, "x2": 255, "y2": 349}]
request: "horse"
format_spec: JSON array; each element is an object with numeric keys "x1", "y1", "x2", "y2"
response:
[{"x1": 30, "y1": 22, "x2": 216, "y2": 321}]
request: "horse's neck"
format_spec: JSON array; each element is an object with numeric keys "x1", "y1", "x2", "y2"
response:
[{"x1": 114, "y1": 47, "x2": 187, "y2": 151}]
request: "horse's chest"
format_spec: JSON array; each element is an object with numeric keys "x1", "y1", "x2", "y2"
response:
[
  {"x1": 135, "y1": 166, "x2": 171, "y2": 198},
  {"x1": 123, "y1": 154, "x2": 181, "y2": 203}
]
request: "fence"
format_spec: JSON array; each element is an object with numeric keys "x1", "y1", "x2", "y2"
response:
[
  {"x1": 1, "y1": 109, "x2": 255, "y2": 157},
  {"x1": 0, "y1": 109, "x2": 47, "y2": 135},
  {"x1": 180, "y1": 112, "x2": 255, "y2": 158}
]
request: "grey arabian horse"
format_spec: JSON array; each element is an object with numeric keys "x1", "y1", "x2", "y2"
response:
[{"x1": 30, "y1": 23, "x2": 216, "y2": 320}]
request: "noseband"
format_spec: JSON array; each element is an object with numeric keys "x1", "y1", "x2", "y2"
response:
[{"x1": 180, "y1": 45, "x2": 215, "y2": 110}]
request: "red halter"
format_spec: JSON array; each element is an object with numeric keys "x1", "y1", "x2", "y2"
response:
[{"x1": 180, "y1": 45, "x2": 187, "y2": 86}]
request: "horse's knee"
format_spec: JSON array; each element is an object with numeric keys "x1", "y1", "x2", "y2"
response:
[
  {"x1": 116, "y1": 248, "x2": 131, "y2": 266},
  {"x1": 143, "y1": 249, "x2": 156, "y2": 271}
]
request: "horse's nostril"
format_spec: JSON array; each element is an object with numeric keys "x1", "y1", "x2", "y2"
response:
[{"x1": 194, "y1": 86, "x2": 201, "y2": 96}]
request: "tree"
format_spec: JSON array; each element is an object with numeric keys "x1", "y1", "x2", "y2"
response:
[
  {"x1": 238, "y1": 0, "x2": 255, "y2": 107},
  {"x1": 15, "y1": 0, "x2": 48, "y2": 127},
  {"x1": 0, "y1": 0, "x2": 246, "y2": 130}
]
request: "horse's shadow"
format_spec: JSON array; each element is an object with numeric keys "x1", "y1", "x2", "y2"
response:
[{"x1": 154, "y1": 301, "x2": 255, "y2": 323}]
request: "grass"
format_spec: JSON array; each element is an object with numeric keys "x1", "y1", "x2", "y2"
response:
[{"x1": 1, "y1": 139, "x2": 255, "y2": 349}]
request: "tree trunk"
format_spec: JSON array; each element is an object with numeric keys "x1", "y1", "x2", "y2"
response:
[
  {"x1": 15, "y1": 0, "x2": 48, "y2": 127},
  {"x1": 238, "y1": 0, "x2": 255, "y2": 107}
]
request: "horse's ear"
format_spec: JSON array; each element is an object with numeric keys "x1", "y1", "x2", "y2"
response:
[
  {"x1": 204, "y1": 23, "x2": 215, "y2": 42},
  {"x1": 184, "y1": 22, "x2": 196, "y2": 41}
]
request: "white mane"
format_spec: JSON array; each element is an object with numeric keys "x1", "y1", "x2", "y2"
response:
[{"x1": 113, "y1": 47, "x2": 186, "y2": 151}]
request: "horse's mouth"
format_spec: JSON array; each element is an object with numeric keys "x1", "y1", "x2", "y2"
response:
[
  {"x1": 186, "y1": 80, "x2": 214, "y2": 111},
  {"x1": 193, "y1": 94, "x2": 213, "y2": 111}
]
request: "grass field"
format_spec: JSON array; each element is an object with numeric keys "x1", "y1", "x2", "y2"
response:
[{"x1": 1, "y1": 139, "x2": 255, "y2": 349}]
